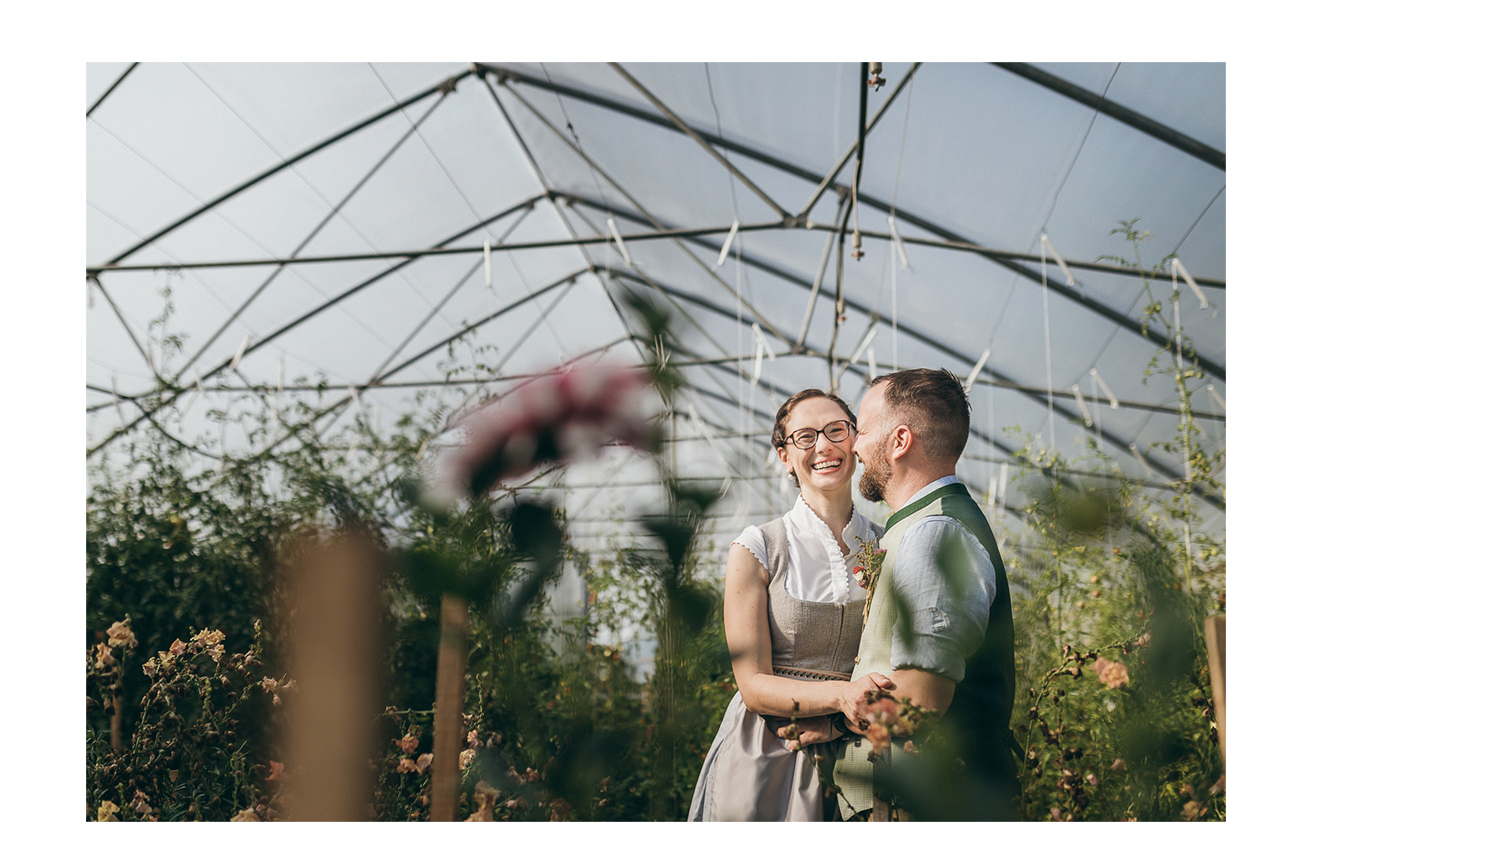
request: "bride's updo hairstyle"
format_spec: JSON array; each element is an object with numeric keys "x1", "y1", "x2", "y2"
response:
[{"x1": 771, "y1": 388, "x2": 858, "y2": 487}]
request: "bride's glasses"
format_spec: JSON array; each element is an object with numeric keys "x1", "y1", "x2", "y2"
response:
[{"x1": 783, "y1": 420, "x2": 855, "y2": 450}]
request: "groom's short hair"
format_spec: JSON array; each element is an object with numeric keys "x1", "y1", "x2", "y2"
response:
[{"x1": 871, "y1": 368, "x2": 970, "y2": 463}]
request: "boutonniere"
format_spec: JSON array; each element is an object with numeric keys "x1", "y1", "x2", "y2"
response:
[{"x1": 852, "y1": 536, "x2": 887, "y2": 625}]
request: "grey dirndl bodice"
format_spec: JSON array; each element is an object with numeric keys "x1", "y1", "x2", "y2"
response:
[{"x1": 760, "y1": 518, "x2": 865, "y2": 680}]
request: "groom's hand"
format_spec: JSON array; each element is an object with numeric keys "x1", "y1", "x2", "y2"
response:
[{"x1": 838, "y1": 672, "x2": 896, "y2": 729}]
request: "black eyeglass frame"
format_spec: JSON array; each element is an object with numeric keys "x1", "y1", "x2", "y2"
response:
[{"x1": 780, "y1": 419, "x2": 857, "y2": 450}]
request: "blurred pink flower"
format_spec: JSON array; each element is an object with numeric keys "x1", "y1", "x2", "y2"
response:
[
  {"x1": 429, "y1": 361, "x2": 659, "y2": 503},
  {"x1": 415, "y1": 753, "x2": 433, "y2": 773},
  {"x1": 267, "y1": 761, "x2": 284, "y2": 781},
  {"x1": 460, "y1": 748, "x2": 476, "y2": 769},
  {"x1": 169, "y1": 638, "x2": 187, "y2": 656},
  {"x1": 1093, "y1": 658, "x2": 1129, "y2": 689},
  {"x1": 398, "y1": 758, "x2": 418, "y2": 774},
  {"x1": 399, "y1": 733, "x2": 419, "y2": 754}
]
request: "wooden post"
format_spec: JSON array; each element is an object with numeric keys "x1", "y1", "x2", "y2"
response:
[
  {"x1": 428, "y1": 592, "x2": 469, "y2": 822},
  {"x1": 110, "y1": 695, "x2": 122, "y2": 752},
  {"x1": 1204, "y1": 616, "x2": 1226, "y2": 765},
  {"x1": 283, "y1": 532, "x2": 384, "y2": 821}
]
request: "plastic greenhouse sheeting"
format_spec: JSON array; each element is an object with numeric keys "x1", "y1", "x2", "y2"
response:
[{"x1": 85, "y1": 61, "x2": 1226, "y2": 561}]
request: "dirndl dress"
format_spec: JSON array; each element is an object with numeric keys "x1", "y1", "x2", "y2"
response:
[{"x1": 688, "y1": 514, "x2": 869, "y2": 821}]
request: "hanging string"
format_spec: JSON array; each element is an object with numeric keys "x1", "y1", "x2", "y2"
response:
[
  {"x1": 704, "y1": 63, "x2": 754, "y2": 518},
  {"x1": 1041, "y1": 241, "x2": 1056, "y2": 454},
  {"x1": 887, "y1": 70, "x2": 916, "y2": 371}
]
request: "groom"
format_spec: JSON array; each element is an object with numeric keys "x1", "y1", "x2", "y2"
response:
[{"x1": 832, "y1": 368, "x2": 1019, "y2": 821}]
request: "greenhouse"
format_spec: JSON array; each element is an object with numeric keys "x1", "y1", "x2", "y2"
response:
[{"x1": 86, "y1": 61, "x2": 1226, "y2": 822}]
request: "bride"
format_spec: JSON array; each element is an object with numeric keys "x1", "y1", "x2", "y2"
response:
[{"x1": 689, "y1": 388, "x2": 894, "y2": 821}]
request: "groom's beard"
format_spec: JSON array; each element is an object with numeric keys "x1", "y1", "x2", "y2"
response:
[{"x1": 858, "y1": 434, "x2": 892, "y2": 503}]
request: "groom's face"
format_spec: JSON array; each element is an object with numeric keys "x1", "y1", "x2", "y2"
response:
[{"x1": 854, "y1": 385, "x2": 893, "y2": 503}]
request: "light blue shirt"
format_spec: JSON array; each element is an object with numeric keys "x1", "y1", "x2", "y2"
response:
[{"x1": 887, "y1": 476, "x2": 996, "y2": 683}]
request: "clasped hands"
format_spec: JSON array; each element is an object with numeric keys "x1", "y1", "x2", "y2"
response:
[{"x1": 775, "y1": 672, "x2": 896, "y2": 751}]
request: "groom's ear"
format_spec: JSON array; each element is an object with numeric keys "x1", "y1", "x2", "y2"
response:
[{"x1": 890, "y1": 425, "x2": 914, "y2": 460}]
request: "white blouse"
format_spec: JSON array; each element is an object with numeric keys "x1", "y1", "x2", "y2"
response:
[{"x1": 730, "y1": 495, "x2": 880, "y2": 603}]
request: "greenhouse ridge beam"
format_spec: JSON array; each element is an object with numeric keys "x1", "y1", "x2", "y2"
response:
[
  {"x1": 103, "y1": 67, "x2": 476, "y2": 267},
  {"x1": 992, "y1": 63, "x2": 1226, "y2": 171}
]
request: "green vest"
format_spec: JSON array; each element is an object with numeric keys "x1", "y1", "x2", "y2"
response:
[{"x1": 833, "y1": 482, "x2": 1017, "y2": 820}]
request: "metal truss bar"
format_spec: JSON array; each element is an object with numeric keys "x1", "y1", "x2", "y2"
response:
[
  {"x1": 609, "y1": 63, "x2": 791, "y2": 221},
  {"x1": 87, "y1": 217, "x2": 785, "y2": 274},
  {"x1": 173, "y1": 92, "x2": 453, "y2": 385},
  {"x1": 500, "y1": 79, "x2": 793, "y2": 348},
  {"x1": 88, "y1": 214, "x2": 1223, "y2": 292},
  {"x1": 87, "y1": 62, "x2": 139, "y2": 118},
  {"x1": 811, "y1": 223, "x2": 1226, "y2": 289},
  {"x1": 618, "y1": 249, "x2": 1224, "y2": 512},
  {"x1": 836, "y1": 193, "x2": 1227, "y2": 381},
  {"x1": 104, "y1": 68, "x2": 475, "y2": 266},
  {"x1": 797, "y1": 63, "x2": 920, "y2": 220},
  {"x1": 370, "y1": 268, "x2": 585, "y2": 385},
  {"x1": 993, "y1": 62, "x2": 1225, "y2": 171},
  {"x1": 368, "y1": 205, "x2": 534, "y2": 381},
  {"x1": 479, "y1": 63, "x2": 827, "y2": 184},
  {"x1": 479, "y1": 68, "x2": 1221, "y2": 360},
  {"x1": 86, "y1": 192, "x2": 547, "y2": 457}
]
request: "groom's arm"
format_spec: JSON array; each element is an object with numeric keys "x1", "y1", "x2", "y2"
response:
[{"x1": 886, "y1": 518, "x2": 996, "y2": 716}]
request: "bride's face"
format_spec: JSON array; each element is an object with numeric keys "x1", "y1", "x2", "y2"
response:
[{"x1": 777, "y1": 397, "x2": 857, "y2": 494}]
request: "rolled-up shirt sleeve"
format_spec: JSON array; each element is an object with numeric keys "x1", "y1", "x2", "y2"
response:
[{"x1": 888, "y1": 517, "x2": 996, "y2": 683}]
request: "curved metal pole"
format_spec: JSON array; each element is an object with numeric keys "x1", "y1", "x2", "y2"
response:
[{"x1": 87, "y1": 62, "x2": 138, "y2": 118}]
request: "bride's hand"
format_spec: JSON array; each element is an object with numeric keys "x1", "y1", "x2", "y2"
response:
[{"x1": 777, "y1": 715, "x2": 836, "y2": 750}]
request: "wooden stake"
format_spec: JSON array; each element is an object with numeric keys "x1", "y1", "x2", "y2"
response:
[
  {"x1": 110, "y1": 694, "x2": 122, "y2": 752},
  {"x1": 1205, "y1": 615, "x2": 1227, "y2": 765},
  {"x1": 429, "y1": 593, "x2": 469, "y2": 822},
  {"x1": 283, "y1": 532, "x2": 384, "y2": 821}
]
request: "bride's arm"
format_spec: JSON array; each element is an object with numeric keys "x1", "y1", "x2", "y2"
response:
[{"x1": 723, "y1": 543, "x2": 845, "y2": 718}]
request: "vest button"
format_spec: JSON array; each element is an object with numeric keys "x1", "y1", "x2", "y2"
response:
[{"x1": 853, "y1": 656, "x2": 860, "y2": 664}]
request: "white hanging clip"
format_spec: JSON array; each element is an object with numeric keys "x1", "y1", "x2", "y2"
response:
[
  {"x1": 1089, "y1": 368, "x2": 1120, "y2": 409},
  {"x1": 963, "y1": 347, "x2": 991, "y2": 394},
  {"x1": 716, "y1": 219, "x2": 740, "y2": 267},
  {"x1": 607, "y1": 217, "x2": 631, "y2": 265},
  {"x1": 277, "y1": 354, "x2": 285, "y2": 394},
  {"x1": 1040, "y1": 234, "x2": 1076, "y2": 288},
  {"x1": 998, "y1": 462, "x2": 1009, "y2": 511},
  {"x1": 1206, "y1": 384, "x2": 1227, "y2": 410},
  {"x1": 1130, "y1": 443, "x2": 1150, "y2": 474},
  {"x1": 229, "y1": 334, "x2": 251, "y2": 371},
  {"x1": 986, "y1": 475, "x2": 997, "y2": 509},
  {"x1": 751, "y1": 322, "x2": 776, "y2": 383},
  {"x1": 1071, "y1": 384, "x2": 1093, "y2": 427},
  {"x1": 847, "y1": 325, "x2": 878, "y2": 368},
  {"x1": 1172, "y1": 257, "x2": 1210, "y2": 310},
  {"x1": 867, "y1": 345, "x2": 877, "y2": 379},
  {"x1": 483, "y1": 238, "x2": 493, "y2": 288},
  {"x1": 887, "y1": 214, "x2": 910, "y2": 270}
]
